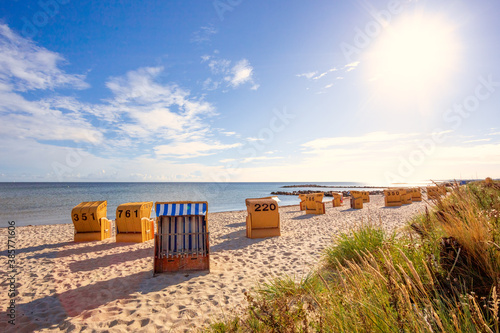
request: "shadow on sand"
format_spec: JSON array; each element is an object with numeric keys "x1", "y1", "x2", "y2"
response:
[{"x1": 1, "y1": 253, "x2": 208, "y2": 332}]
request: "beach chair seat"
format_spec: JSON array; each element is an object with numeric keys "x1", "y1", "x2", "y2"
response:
[
  {"x1": 72, "y1": 201, "x2": 111, "y2": 242},
  {"x1": 350, "y1": 191, "x2": 363, "y2": 209},
  {"x1": 154, "y1": 201, "x2": 209, "y2": 273},
  {"x1": 245, "y1": 197, "x2": 280, "y2": 239},
  {"x1": 384, "y1": 189, "x2": 402, "y2": 207},
  {"x1": 305, "y1": 193, "x2": 325, "y2": 214},
  {"x1": 332, "y1": 192, "x2": 343, "y2": 207},
  {"x1": 115, "y1": 202, "x2": 154, "y2": 243}
]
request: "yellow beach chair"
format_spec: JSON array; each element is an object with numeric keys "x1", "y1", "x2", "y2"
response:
[
  {"x1": 154, "y1": 201, "x2": 210, "y2": 273},
  {"x1": 409, "y1": 188, "x2": 422, "y2": 202},
  {"x1": 298, "y1": 194, "x2": 307, "y2": 211},
  {"x1": 350, "y1": 191, "x2": 364, "y2": 209},
  {"x1": 245, "y1": 197, "x2": 280, "y2": 239},
  {"x1": 332, "y1": 192, "x2": 343, "y2": 207},
  {"x1": 115, "y1": 202, "x2": 155, "y2": 243},
  {"x1": 361, "y1": 191, "x2": 370, "y2": 203},
  {"x1": 305, "y1": 193, "x2": 326, "y2": 214},
  {"x1": 71, "y1": 201, "x2": 111, "y2": 242},
  {"x1": 398, "y1": 189, "x2": 412, "y2": 205},
  {"x1": 384, "y1": 189, "x2": 402, "y2": 207},
  {"x1": 427, "y1": 186, "x2": 446, "y2": 200}
]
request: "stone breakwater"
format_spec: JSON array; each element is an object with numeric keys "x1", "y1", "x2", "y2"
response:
[
  {"x1": 271, "y1": 190, "x2": 384, "y2": 197},
  {"x1": 280, "y1": 184, "x2": 385, "y2": 189}
]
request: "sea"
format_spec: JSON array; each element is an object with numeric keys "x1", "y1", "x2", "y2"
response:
[{"x1": 0, "y1": 182, "x2": 394, "y2": 227}]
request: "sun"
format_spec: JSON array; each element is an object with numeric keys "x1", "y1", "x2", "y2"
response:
[{"x1": 366, "y1": 13, "x2": 460, "y2": 107}]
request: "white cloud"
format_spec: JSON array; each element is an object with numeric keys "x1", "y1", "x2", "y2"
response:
[
  {"x1": 191, "y1": 25, "x2": 218, "y2": 43},
  {"x1": 302, "y1": 131, "x2": 418, "y2": 150},
  {"x1": 208, "y1": 59, "x2": 231, "y2": 74},
  {"x1": 296, "y1": 72, "x2": 317, "y2": 79},
  {"x1": 246, "y1": 137, "x2": 264, "y2": 142},
  {"x1": 313, "y1": 72, "x2": 328, "y2": 80},
  {"x1": 241, "y1": 156, "x2": 283, "y2": 164},
  {"x1": 0, "y1": 24, "x2": 88, "y2": 92},
  {"x1": 220, "y1": 158, "x2": 236, "y2": 163},
  {"x1": 0, "y1": 25, "x2": 101, "y2": 144},
  {"x1": 154, "y1": 141, "x2": 241, "y2": 158},
  {"x1": 324, "y1": 83, "x2": 334, "y2": 89},
  {"x1": 463, "y1": 139, "x2": 491, "y2": 143},
  {"x1": 202, "y1": 77, "x2": 219, "y2": 90},
  {"x1": 202, "y1": 55, "x2": 257, "y2": 90},
  {"x1": 344, "y1": 61, "x2": 360, "y2": 71},
  {"x1": 225, "y1": 59, "x2": 254, "y2": 88},
  {"x1": 297, "y1": 68, "x2": 338, "y2": 81},
  {"x1": 102, "y1": 66, "x2": 216, "y2": 142}
]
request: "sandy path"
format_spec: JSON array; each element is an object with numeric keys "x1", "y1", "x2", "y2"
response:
[{"x1": 0, "y1": 195, "x2": 428, "y2": 332}]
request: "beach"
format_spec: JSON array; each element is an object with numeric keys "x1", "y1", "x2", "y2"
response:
[{"x1": 0, "y1": 195, "x2": 428, "y2": 332}]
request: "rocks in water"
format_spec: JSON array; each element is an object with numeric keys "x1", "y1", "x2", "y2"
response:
[{"x1": 270, "y1": 190, "x2": 383, "y2": 197}]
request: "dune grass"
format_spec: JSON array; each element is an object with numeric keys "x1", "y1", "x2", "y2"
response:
[{"x1": 207, "y1": 179, "x2": 500, "y2": 332}]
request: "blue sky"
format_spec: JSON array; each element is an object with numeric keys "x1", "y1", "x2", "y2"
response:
[{"x1": 0, "y1": 0, "x2": 499, "y2": 184}]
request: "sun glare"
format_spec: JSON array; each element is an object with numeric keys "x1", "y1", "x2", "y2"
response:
[{"x1": 366, "y1": 14, "x2": 460, "y2": 108}]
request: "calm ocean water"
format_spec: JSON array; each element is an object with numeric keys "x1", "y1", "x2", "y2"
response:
[{"x1": 0, "y1": 182, "x2": 384, "y2": 227}]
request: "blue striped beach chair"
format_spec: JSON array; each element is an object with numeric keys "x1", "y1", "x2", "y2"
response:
[{"x1": 153, "y1": 201, "x2": 210, "y2": 273}]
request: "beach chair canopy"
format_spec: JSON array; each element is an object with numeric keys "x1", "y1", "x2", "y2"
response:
[{"x1": 155, "y1": 202, "x2": 207, "y2": 217}]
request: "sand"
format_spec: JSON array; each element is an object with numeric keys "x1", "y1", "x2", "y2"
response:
[{"x1": 0, "y1": 195, "x2": 429, "y2": 332}]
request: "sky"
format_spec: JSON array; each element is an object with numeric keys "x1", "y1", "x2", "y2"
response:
[{"x1": 0, "y1": 0, "x2": 499, "y2": 184}]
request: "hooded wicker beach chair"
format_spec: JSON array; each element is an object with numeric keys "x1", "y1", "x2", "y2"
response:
[
  {"x1": 115, "y1": 202, "x2": 155, "y2": 243},
  {"x1": 245, "y1": 197, "x2": 280, "y2": 239},
  {"x1": 154, "y1": 201, "x2": 209, "y2": 273},
  {"x1": 71, "y1": 201, "x2": 111, "y2": 242},
  {"x1": 304, "y1": 193, "x2": 326, "y2": 214}
]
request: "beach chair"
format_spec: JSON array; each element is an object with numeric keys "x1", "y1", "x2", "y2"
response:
[
  {"x1": 115, "y1": 202, "x2": 155, "y2": 243},
  {"x1": 154, "y1": 201, "x2": 209, "y2": 273},
  {"x1": 409, "y1": 188, "x2": 422, "y2": 202},
  {"x1": 350, "y1": 191, "x2": 364, "y2": 209},
  {"x1": 361, "y1": 191, "x2": 370, "y2": 203},
  {"x1": 427, "y1": 186, "x2": 446, "y2": 200},
  {"x1": 71, "y1": 201, "x2": 111, "y2": 242},
  {"x1": 304, "y1": 193, "x2": 325, "y2": 214},
  {"x1": 397, "y1": 189, "x2": 412, "y2": 205},
  {"x1": 298, "y1": 194, "x2": 307, "y2": 211},
  {"x1": 332, "y1": 192, "x2": 343, "y2": 207},
  {"x1": 245, "y1": 197, "x2": 280, "y2": 239},
  {"x1": 384, "y1": 189, "x2": 402, "y2": 207}
]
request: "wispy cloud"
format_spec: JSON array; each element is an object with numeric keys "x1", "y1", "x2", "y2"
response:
[
  {"x1": 302, "y1": 131, "x2": 419, "y2": 151},
  {"x1": 191, "y1": 25, "x2": 218, "y2": 43},
  {"x1": 0, "y1": 24, "x2": 88, "y2": 92},
  {"x1": 344, "y1": 61, "x2": 360, "y2": 72},
  {"x1": 154, "y1": 141, "x2": 241, "y2": 159},
  {"x1": 0, "y1": 24, "x2": 100, "y2": 143},
  {"x1": 202, "y1": 54, "x2": 258, "y2": 90},
  {"x1": 463, "y1": 138, "x2": 491, "y2": 143},
  {"x1": 296, "y1": 71, "x2": 317, "y2": 79}
]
